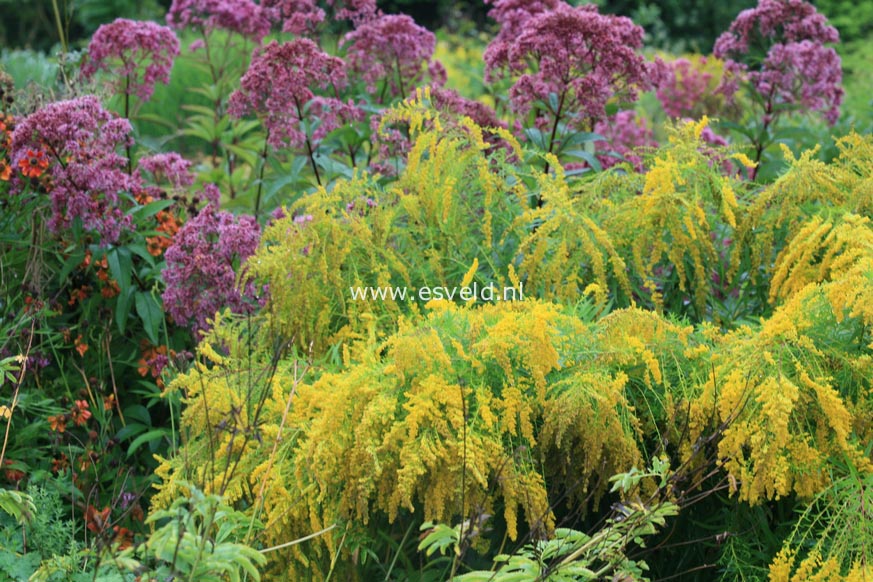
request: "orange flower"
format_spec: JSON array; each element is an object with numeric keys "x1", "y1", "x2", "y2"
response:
[
  {"x1": 71, "y1": 400, "x2": 92, "y2": 426},
  {"x1": 101, "y1": 281, "x2": 120, "y2": 299},
  {"x1": 113, "y1": 526, "x2": 133, "y2": 549},
  {"x1": 85, "y1": 505, "x2": 111, "y2": 534},
  {"x1": 3, "y1": 460, "x2": 25, "y2": 483},
  {"x1": 0, "y1": 159, "x2": 10, "y2": 181},
  {"x1": 68, "y1": 285, "x2": 91, "y2": 306},
  {"x1": 52, "y1": 453, "x2": 69, "y2": 473},
  {"x1": 48, "y1": 414, "x2": 67, "y2": 433},
  {"x1": 74, "y1": 335, "x2": 89, "y2": 357},
  {"x1": 103, "y1": 393, "x2": 116, "y2": 411},
  {"x1": 137, "y1": 342, "x2": 167, "y2": 377},
  {"x1": 18, "y1": 149, "x2": 49, "y2": 178},
  {"x1": 146, "y1": 210, "x2": 181, "y2": 256},
  {"x1": 130, "y1": 504, "x2": 144, "y2": 523}
]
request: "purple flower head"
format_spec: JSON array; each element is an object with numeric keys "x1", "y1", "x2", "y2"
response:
[
  {"x1": 262, "y1": 0, "x2": 325, "y2": 35},
  {"x1": 486, "y1": 2, "x2": 657, "y2": 131},
  {"x1": 294, "y1": 212, "x2": 314, "y2": 224},
  {"x1": 483, "y1": 0, "x2": 561, "y2": 80},
  {"x1": 754, "y1": 40, "x2": 843, "y2": 124},
  {"x1": 161, "y1": 184, "x2": 262, "y2": 337},
  {"x1": 228, "y1": 39, "x2": 349, "y2": 150},
  {"x1": 700, "y1": 125, "x2": 729, "y2": 148},
  {"x1": 308, "y1": 96, "x2": 366, "y2": 143},
  {"x1": 657, "y1": 58, "x2": 714, "y2": 118},
  {"x1": 120, "y1": 492, "x2": 138, "y2": 510},
  {"x1": 270, "y1": 206, "x2": 287, "y2": 222},
  {"x1": 341, "y1": 14, "x2": 436, "y2": 100},
  {"x1": 368, "y1": 110, "x2": 410, "y2": 177},
  {"x1": 81, "y1": 19, "x2": 179, "y2": 103},
  {"x1": 167, "y1": 0, "x2": 271, "y2": 41},
  {"x1": 429, "y1": 86, "x2": 507, "y2": 132},
  {"x1": 714, "y1": 0, "x2": 838, "y2": 56},
  {"x1": 138, "y1": 152, "x2": 195, "y2": 190},
  {"x1": 713, "y1": 0, "x2": 842, "y2": 124},
  {"x1": 328, "y1": 0, "x2": 379, "y2": 24},
  {"x1": 11, "y1": 96, "x2": 136, "y2": 244},
  {"x1": 593, "y1": 110, "x2": 656, "y2": 171}
]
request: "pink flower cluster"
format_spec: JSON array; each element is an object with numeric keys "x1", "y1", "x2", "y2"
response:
[
  {"x1": 714, "y1": 0, "x2": 843, "y2": 124},
  {"x1": 328, "y1": 0, "x2": 379, "y2": 23},
  {"x1": 138, "y1": 152, "x2": 196, "y2": 191},
  {"x1": 714, "y1": 0, "x2": 838, "y2": 53},
  {"x1": 593, "y1": 110, "x2": 656, "y2": 171},
  {"x1": 482, "y1": 0, "x2": 560, "y2": 78},
  {"x1": 755, "y1": 40, "x2": 842, "y2": 124},
  {"x1": 11, "y1": 96, "x2": 135, "y2": 244},
  {"x1": 485, "y1": 2, "x2": 658, "y2": 130},
  {"x1": 81, "y1": 19, "x2": 180, "y2": 103},
  {"x1": 428, "y1": 86, "x2": 506, "y2": 132},
  {"x1": 261, "y1": 0, "x2": 325, "y2": 35},
  {"x1": 228, "y1": 39, "x2": 351, "y2": 150},
  {"x1": 162, "y1": 184, "x2": 261, "y2": 337},
  {"x1": 341, "y1": 14, "x2": 436, "y2": 100},
  {"x1": 167, "y1": 0, "x2": 271, "y2": 41},
  {"x1": 657, "y1": 58, "x2": 714, "y2": 119}
]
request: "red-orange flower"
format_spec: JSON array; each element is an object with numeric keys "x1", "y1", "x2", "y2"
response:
[
  {"x1": 48, "y1": 414, "x2": 68, "y2": 433},
  {"x1": 85, "y1": 505, "x2": 111, "y2": 534},
  {"x1": 146, "y1": 210, "x2": 181, "y2": 257},
  {"x1": 0, "y1": 160, "x2": 11, "y2": 181},
  {"x1": 137, "y1": 341, "x2": 169, "y2": 382},
  {"x1": 68, "y1": 285, "x2": 92, "y2": 306},
  {"x1": 74, "y1": 335, "x2": 89, "y2": 357},
  {"x1": 71, "y1": 400, "x2": 92, "y2": 426},
  {"x1": 101, "y1": 281, "x2": 120, "y2": 299},
  {"x1": 113, "y1": 525, "x2": 134, "y2": 549},
  {"x1": 3, "y1": 460, "x2": 25, "y2": 483},
  {"x1": 52, "y1": 453, "x2": 69, "y2": 473},
  {"x1": 18, "y1": 149, "x2": 49, "y2": 178}
]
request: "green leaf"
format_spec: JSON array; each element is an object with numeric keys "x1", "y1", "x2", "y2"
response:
[
  {"x1": 223, "y1": 143, "x2": 261, "y2": 167},
  {"x1": 127, "y1": 428, "x2": 170, "y2": 457},
  {"x1": 115, "y1": 286, "x2": 134, "y2": 334},
  {"x1": 58, "y1": 250, "x2": 86, "y2": 284},
  {"x1": 563, "y1": 149, "x2": 603, "y2": 172},
  {"x1": 107, "y1": 247, "x2": 132, "y2": 293},
  {"x1": 563, "y1": 131, "x2": 604, "y2": 147},
  {"x1": 131, "y1": 198, "x2": 175, "y2": 220},
  {"x1": 134, "y1": 291, "x2": 163, "y2": 345}
]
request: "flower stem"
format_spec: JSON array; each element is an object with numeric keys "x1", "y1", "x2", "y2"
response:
[{"x1": 254, "y1": 131, "x2": 270, "y2": 220}]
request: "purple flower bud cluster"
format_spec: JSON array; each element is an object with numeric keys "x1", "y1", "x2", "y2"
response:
[
  {"x1": 714, "y1": 0, "x2": 843, "y2": 124},
  {"x1": 138, "y1": 152, "x2": 195, "y2": 190},
  {"x1": 167, "y1": 0, "x2": 271, "y2": 41},
  {"x1": 755, "y1": 40, "x2": 842, "y2": 124},
  {"x1": 328, "y1": 0, "x2": 379, "y2": 23},
  {"x1": 428, "y1": 86, "x2": 506, "y2": 133},
  {"x1": 485, "y1": 2, "x2": 658, "y2": 131},
  {"x1": 482, "y1": 0, "x2": 560, "y2": 80},
  {"x1": 341, "y1": 14, "x2": 436, "y2": 100},
  {"x1": 81, "y1": 19, "x2": 180, "y2": 103},
  {"x1": 228, "y1": 39, "x2": 350, "y2": 150},
  {"x1": 657, "y1": 57, "x2": 716, "y2": 119},
  {"x1": 162, "y1": 184, "x2": 261, "y2": 337},
  {"x1": 593, "y1": 111, "x2": 656, "y2": 171},
  {"x1": 261, "y1": 0, "x2": 325, "y2": 35},
  {"x1": 11, "y1": 96, "x2": 136, "y2": 244}
]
